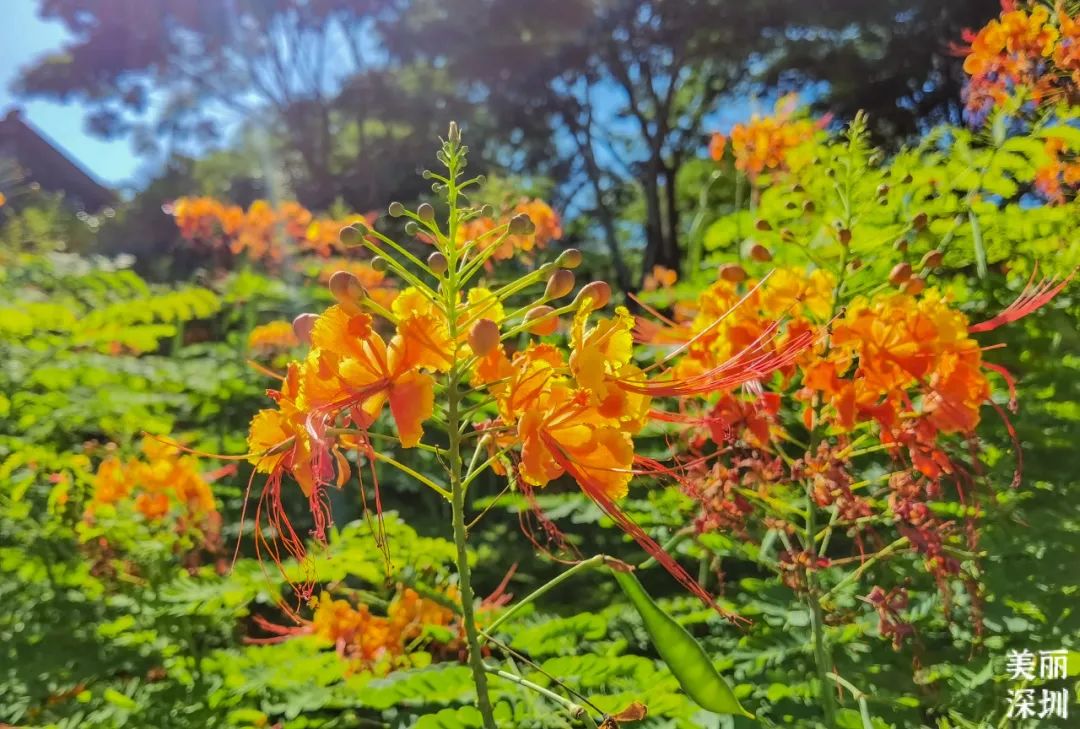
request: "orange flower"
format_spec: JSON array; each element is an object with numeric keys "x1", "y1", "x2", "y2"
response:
[
  {"x1": 171, "y1": 197, "x2": 376, "y2": 263},
  {"x1": 718, "y1": 95, "x2": 819, "y2": 178},
  {"x1": 248, "y1": 320, "x2": 300, "y2": 353},
  {"x1": 87, "y1": 438, "x2": 219, "y2": 541},
  {"x1": 306, "y1": 306, "x2": 437, "y2": 449},
  {"x1": 456, "y1": 198, "x2": 563, "y2": 262},
  {"x1": 642, "y1": 265, "x2": 678, "y2": 291},
  {"x1": 959, "y1": 2, "x2": 1075, "y2": 119}
]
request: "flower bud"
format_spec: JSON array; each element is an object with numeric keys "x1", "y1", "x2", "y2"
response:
[
  {"x1": 524, "y1": 305, "x2": 559, "y2": 336},
  {"x1": 574, "y1": 281, "x2": 611, "y2": 311},
  {"x1": 902, "y1": 276, "x2": 925, "y2": 295},
  {"x1": 328, "y1": 271, "x2": 367, "y2": 314},
  {"x1": 838, "y1": 228, "x2": 852, "y2": 246},
  {"x1": 545, "y1": 269, "x2": 575, "y2": 299},
  {"x1": 480, "y1": 204, "x2": 495, "y2": 218},
  {"x1": 417, "y1": 203, "x2": 435, "y2": 222},
  {"x1": 893, "y1": 239, "x2": 909, "y2": 253},
  {"x1": 876, "y1": 183, "x2": 890, "y2": 198},
  {"x1": 388, "y1": 201, "x2": 405, "y2": 217},
  {"x1": 427, "y1": 251, "x2": 448, "y2": 275},
  {"x1": 557, "y1": 248, "x2": 583, "y2": 269},
  {"x1": 912, "y1": 212, "x2": 928, "y2": 231},
  {"x1": 508, "y1": 213, "x2": 534, "y2": 236},
  {"x1": 889, "y1": 262, "x2": 913, "y2": 286},
  {"x1": 371, "y1": 256, "x2": 389, "y2": 272},
  {"x1": 468, "y1": 318, "x2": 500, "y2": 357},
  {"x1": 920, "y1": 249, "x2": 943, "y2": 269},
  {"x1": 748, "y1": 243, "x2": 772, "y2": 262},
  {"x1": 781, "y1": 228, "x2": 795, "y2": 242},
  {"x1": 448, "y1": 121, "x2": 461, "y2": 144},
  {"x1": 292, "y1": 313, "x2": 318, "y2": 345},
  {"x1": 339, "y1": 223, "x2": 368, "y2": 246},
  {"x1": 404, "y1": 221, "x2": 419, "y2": 236},
  {"x1": 718, "y1": 263, "x2": 747, "y2": 283},
  {"x1": 803, "y1": 200, "x2": 816, "y2": 214},
  {"x1": 755, "y1": 219, "x2": 772, "y2": 232}
]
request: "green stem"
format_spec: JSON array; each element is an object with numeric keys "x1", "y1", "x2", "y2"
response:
[
  {"x1": 807, "y1": 497, "x2": 838, "y2": 728},
  {"x1": 825, "y1": 672, "x2": 874, "y2": 729},
  {"x1": 370, "y1": 452, "x2": 451, "y2": 500},
  {"x1": 484, "y1": 554, "x2": 608, "y2": 635},
  {"x1": 484, "y1": 665, "x2": 598, "y2": 727},
  {"x1": 442, "y1": 135, "x2": 498, "y2": 729},
  {"x1": 819, "y1": 537, "x2": 909, "y2": 608}
]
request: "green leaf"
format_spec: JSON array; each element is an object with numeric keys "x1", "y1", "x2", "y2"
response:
[{"x1": 103, "y1": 688, "x2": 138, "y2": 710}]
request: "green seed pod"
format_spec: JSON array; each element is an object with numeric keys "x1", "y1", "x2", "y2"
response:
[
  {"x1": 427, "y1": 251, "x2": 448, "y2": 275},
  {"x1": 612, "y1": 569, "x2": 753, "y2": 718},
  {"x1": 388, "y1": 201, "x2": 405, "y2": 217},
  {"x1": 404, "y1": 221, "x2": 420, "y2": 236},
  {"x1": 545, "y1": 269, "x2": 575, "y2": 300},
  {"x1": 417, "y1": 203, "x2": 435, "y2": 222},
  {"x1": 370, "y1": 256, "x2": 389, "y2": 273}
]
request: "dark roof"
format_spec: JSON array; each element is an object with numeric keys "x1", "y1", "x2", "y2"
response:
[{"x1": 0, "y1": 108, "x2": 116, "y2": 211}]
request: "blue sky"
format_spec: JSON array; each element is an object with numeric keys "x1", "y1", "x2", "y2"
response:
[{"x1": 0, "y1": 1, "x2": 140, "y2": 187}]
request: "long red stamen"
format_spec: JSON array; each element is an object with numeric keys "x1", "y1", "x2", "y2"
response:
[
  {"x1": 969, "y1": 267, "x2": 1075, "y2": 334},
  {"x1": 541, "y1": 432, "x2": 747, "y2": 624}
]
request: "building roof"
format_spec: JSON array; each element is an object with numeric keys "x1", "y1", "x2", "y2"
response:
[{"x1": 0, "y1": 108, "x2": 116, "y2": 212}]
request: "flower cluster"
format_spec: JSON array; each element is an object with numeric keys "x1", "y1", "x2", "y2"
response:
[
  {"x1": 709, "y1": 95, "x2": 822, "y2": 178},
  {"x1": 455, "y1": 198, "x2": 563, "y2": 265},
  {"x1": 1034, "y1": 133, "x2": 1080, "y2": 203},
  {"x1": 242, "y1": 133, "x2": 809, "y2": 616},
  {"x1": 86, "y1": 437, "x2": 220, "y2": 543},
  {"x1": 312, "y1": 588, "x2": 456, "y2": 672},
  {"x1": 256, "y1": 586, "x2": 463, "y2": 674},
  {"x1": 646, "y1": 265, "x2": 1066, "y2": 602},
  {"x1": 170, "y1": 197, "x2": 373, "y2": 263},
  {"x1": 802, "y1": 290, "x2": 992, "y2": 478},
  {"x1": 960, "y1": 1, "x2": 1080, "y2": 122}
]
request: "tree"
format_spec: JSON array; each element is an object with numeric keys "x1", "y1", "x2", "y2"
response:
[
  {"x1": 17, "y1": 0, "x2": 409, "y2": 207},
  {"x1": 385, "y1": 0, "x2": 1002, "y2": 288}
]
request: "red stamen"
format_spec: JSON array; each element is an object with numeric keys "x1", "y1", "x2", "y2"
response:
[{"x1": 969, "y1": 267, "x2": 1075, "y2": 334}]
